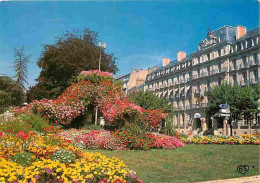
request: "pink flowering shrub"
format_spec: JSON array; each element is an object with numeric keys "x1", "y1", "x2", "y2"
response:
[
  {"x1": 59, "y1": 129, "x2": 126, "y2": 150},
  {"x1": 59, "y1": 129, "x2": 185, "y2": 151},
  {"x1": 149, "y1": 133, "x2": 186, "y2": 149},
  {"x1": 14, "y1": 70, "x2": 167, "y2": 130}
]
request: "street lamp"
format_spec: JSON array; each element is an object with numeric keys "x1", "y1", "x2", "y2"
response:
[
  {"x1": 95, "y1": 41, "x2": 107, "y2": 125},
  {"x1": 98, "y1": 41, "x2": 107, "y2": 71}
]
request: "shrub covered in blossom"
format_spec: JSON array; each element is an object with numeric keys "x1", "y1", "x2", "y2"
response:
[
  {"x1": 59, "y1": 129, "x2": 126, "y2": 150},
  {"x1": 15, "y1": 70, "x2": 167, "y2": 130},
  {"x1": 59, "y1": 129, "x2": 185, "y2": 151}
]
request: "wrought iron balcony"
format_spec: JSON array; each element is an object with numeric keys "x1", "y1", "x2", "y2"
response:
[
  {"x1": 200, "y1": 103, "x2": 208, "y2": 107},
  {"x1": 192, "y1": 104, "x2": 199, "y2": 109},
  {"x1": 200, "y1": 72, "x2": 208, "y2": 77},
  {"x1": 180, "y1": 79, "x2": 186, "y2": 84},
  {"x1": 179, "y1": 106, "x2": 184, "y2": 110},
  {"x1": 239, "y1": 80, "x2": 246, "y2": 86},
  {"x1": 221, "y1": 67, "x2": 228, "y2": 72},
  {"x1": 250, "y1": 78, "x2": 259, "y2": 85},
  {"x1": 192, "y1": 75, "x2": 198, "y2": 79},
  {"x1": 210, "y1": 69, "x2": 218, "y2": 75},
  {"x1": 186, "y1": 105, "x2": 191, "y2": 110}
]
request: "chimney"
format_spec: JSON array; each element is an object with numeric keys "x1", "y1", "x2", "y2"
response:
[
  {"x1": 177, "y1": 51, "x2": 186, "y2": 62},
  {"x1": 148, "y1": 67, "x2": 152, "y2": 74},
  {"x1": 153, "y1": 66, "x2": 159, "y2": 71},
  {"x1": 162, "y1": 57, "x2": 170, "y2": 67},
  {"x1": 236, "y1": 26, "x2": 246, "y2": 39}
]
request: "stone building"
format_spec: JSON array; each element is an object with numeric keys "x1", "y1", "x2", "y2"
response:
[
  {"x1": 116, "y1": 68, "x2": 148, "y2": 96},
  {"x1": 144, "y1": 25, "x2": 259, "y2": 136}
]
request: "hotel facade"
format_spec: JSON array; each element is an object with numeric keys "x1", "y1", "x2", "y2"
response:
[{"x1": 144, "y1": 25, "x2": 260, "y2": 136}]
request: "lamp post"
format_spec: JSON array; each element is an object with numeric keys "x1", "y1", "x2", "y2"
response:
[
  {"x1": 95, "y1": 41, "x2": 107, "y2": 125},
  {"x1": 98, "y1": 41, "x2": 107, "y2": 71}
]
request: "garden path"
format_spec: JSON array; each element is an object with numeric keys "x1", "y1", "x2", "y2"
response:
[{"x1": 195, "y1": 175, "x2": 259, "y2": 183}]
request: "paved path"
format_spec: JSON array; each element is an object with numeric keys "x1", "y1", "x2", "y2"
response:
[{"x1": 195, "y1": 175, "x2": 259, "y2": 183}]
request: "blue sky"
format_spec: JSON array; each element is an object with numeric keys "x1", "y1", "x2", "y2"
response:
[{"x1": 0, "y1": 0, "x2": 259, "y2": 87}]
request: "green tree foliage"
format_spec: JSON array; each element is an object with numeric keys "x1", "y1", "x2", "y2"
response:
[
  {"x1": 13, "y1": 46, "x2": 31, "y2": 89},
  {"x1": 129, "y1": 90, "x2": 173, "y2": 113},
  {"x1": 27, "y1": 28, "x2": 118, "y2": 102},
  {"x1": 0, "y1": 76, "x2": 25, "y2": 113},
  {"x1": 207, "y1": 83, "x2": 259, "y2": 122}
]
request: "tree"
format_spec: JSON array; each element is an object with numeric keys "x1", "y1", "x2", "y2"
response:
[
  {"x1": 0, "y1": 76, "x2": 25, "y2": 113},
  {"x1": 207, "y1": 83, "x2": 259, "y2": 123},
  {"x1": 27, "y1": 28, "x2": 118, "y2": 101},
  {"x1": 129, "y1": 90, "x2": 173, "y2": 113},
  {"x1": 13, "y1": 46, "x2": 30, "y2": 89}
]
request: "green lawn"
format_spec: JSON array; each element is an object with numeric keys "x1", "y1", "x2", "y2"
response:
[{"x1": 87, "y1": 145, "x2": 259, "y2": 183}]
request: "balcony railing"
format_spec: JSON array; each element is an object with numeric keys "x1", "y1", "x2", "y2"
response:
[
  {"x1": 240, "y1": 80, "x2": 246, "y2": 86},
  {"x1": 250, "y1": 78, "x2": 259, "y2": 84},
  {"x1": 180, "y1": 79, "x2": 185, "y2": 84},
  {"x1": 186, "y1": 105, "x2": 191, "y2": 110},
  {"x1": 200, "y1": 103, "x2": 208, "y2": 107},
  {"x1": 239, "y1": 64, "x2": 248, "y2": 69},
  {"x1": 192, "y1": 104, "x2": 199, "y2": 109},
  {"x1": 179, "y1": 106, "x2": 184, "y2": 110},
  {"x1": 192, "y1": 75, "x2": 198, "y2": 79},
  {"x1": 221, "y1": 67, "x2": 228, "y2": 72},
  {"x1": 200, "y1": 72, "x2": 208, "y2": 77},
  {"x1": 210, "y1": 69, "x2": 218, "y2": 75}
]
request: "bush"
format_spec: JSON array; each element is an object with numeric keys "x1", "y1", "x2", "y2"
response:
[
  {"x1": 21, "y1": 114, "x2": 50, "y2": 133},
  {"x1": 84, "y1": 124, "x2": 104, "y2": 130},
  {"x1": 50, "y1": 149, "x2": 76, "y2": 164}
]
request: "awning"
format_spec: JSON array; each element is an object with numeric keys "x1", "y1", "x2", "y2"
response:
[{"x1": 194, "y1": 113, "x2": 201, "y2": 119}]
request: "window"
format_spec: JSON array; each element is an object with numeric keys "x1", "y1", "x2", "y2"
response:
[
  {"x1": 247, "y1": 39, "x2": 252, "y2": 48},
  {"x1": 218, "y1": 63, "x2": 221, "y2": 72},
  {"x1": 198, "y1": 57, "x2": 200, "y2": 63},
  {"x1": 218, "y1": 50, "x2": 221, "y2": 57},
  {"x1": 218, "y1": 78, "x2": 221, "y2": 86},
  {"x1": 207, "y1": 53, "x2": 210, "y2": 60},
  {"x1": 207, "y1": 80, "x2": 210, "y2": 89},
  {"x1": 243, "y1": 73, "x2": 247, "y2": 81},
  {"x1": 253, "y1": 53, "x2": 258, "y2": 63},
  {"x1": 197, "y1": 69, "x2": 200, "y2": 77},
  {"x1": 243, "y1": 57, "x2": 247, "y2": 67},
  {"x1": 237, "y1": 43, "x2": 241, "y2": 51},
  {"x1": 253, "y1": 70, "x2": 258, "y2": 79},
  {"x1": 189, "y1": 72, "x2": 192, "y2": 79},
  {"x1": 232, "y1": 59, "x2": 236, "y2": 70},
  {"x1": 197, "y1": 82, "x2": 200, "y2": 92},
  {"x1": 233, "y1": 75, "x2": 237, "y2": 84}
]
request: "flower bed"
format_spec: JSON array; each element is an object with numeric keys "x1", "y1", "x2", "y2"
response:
[
  {"x1": 59, "y1": 129, "x2": 186, "y2": 151},
  {"x1": 179, "y1": 134, "x2": 260, "y2": 145},
  {"x1": 0, "y1": 131, "x2": 142, "y2": 182}
]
